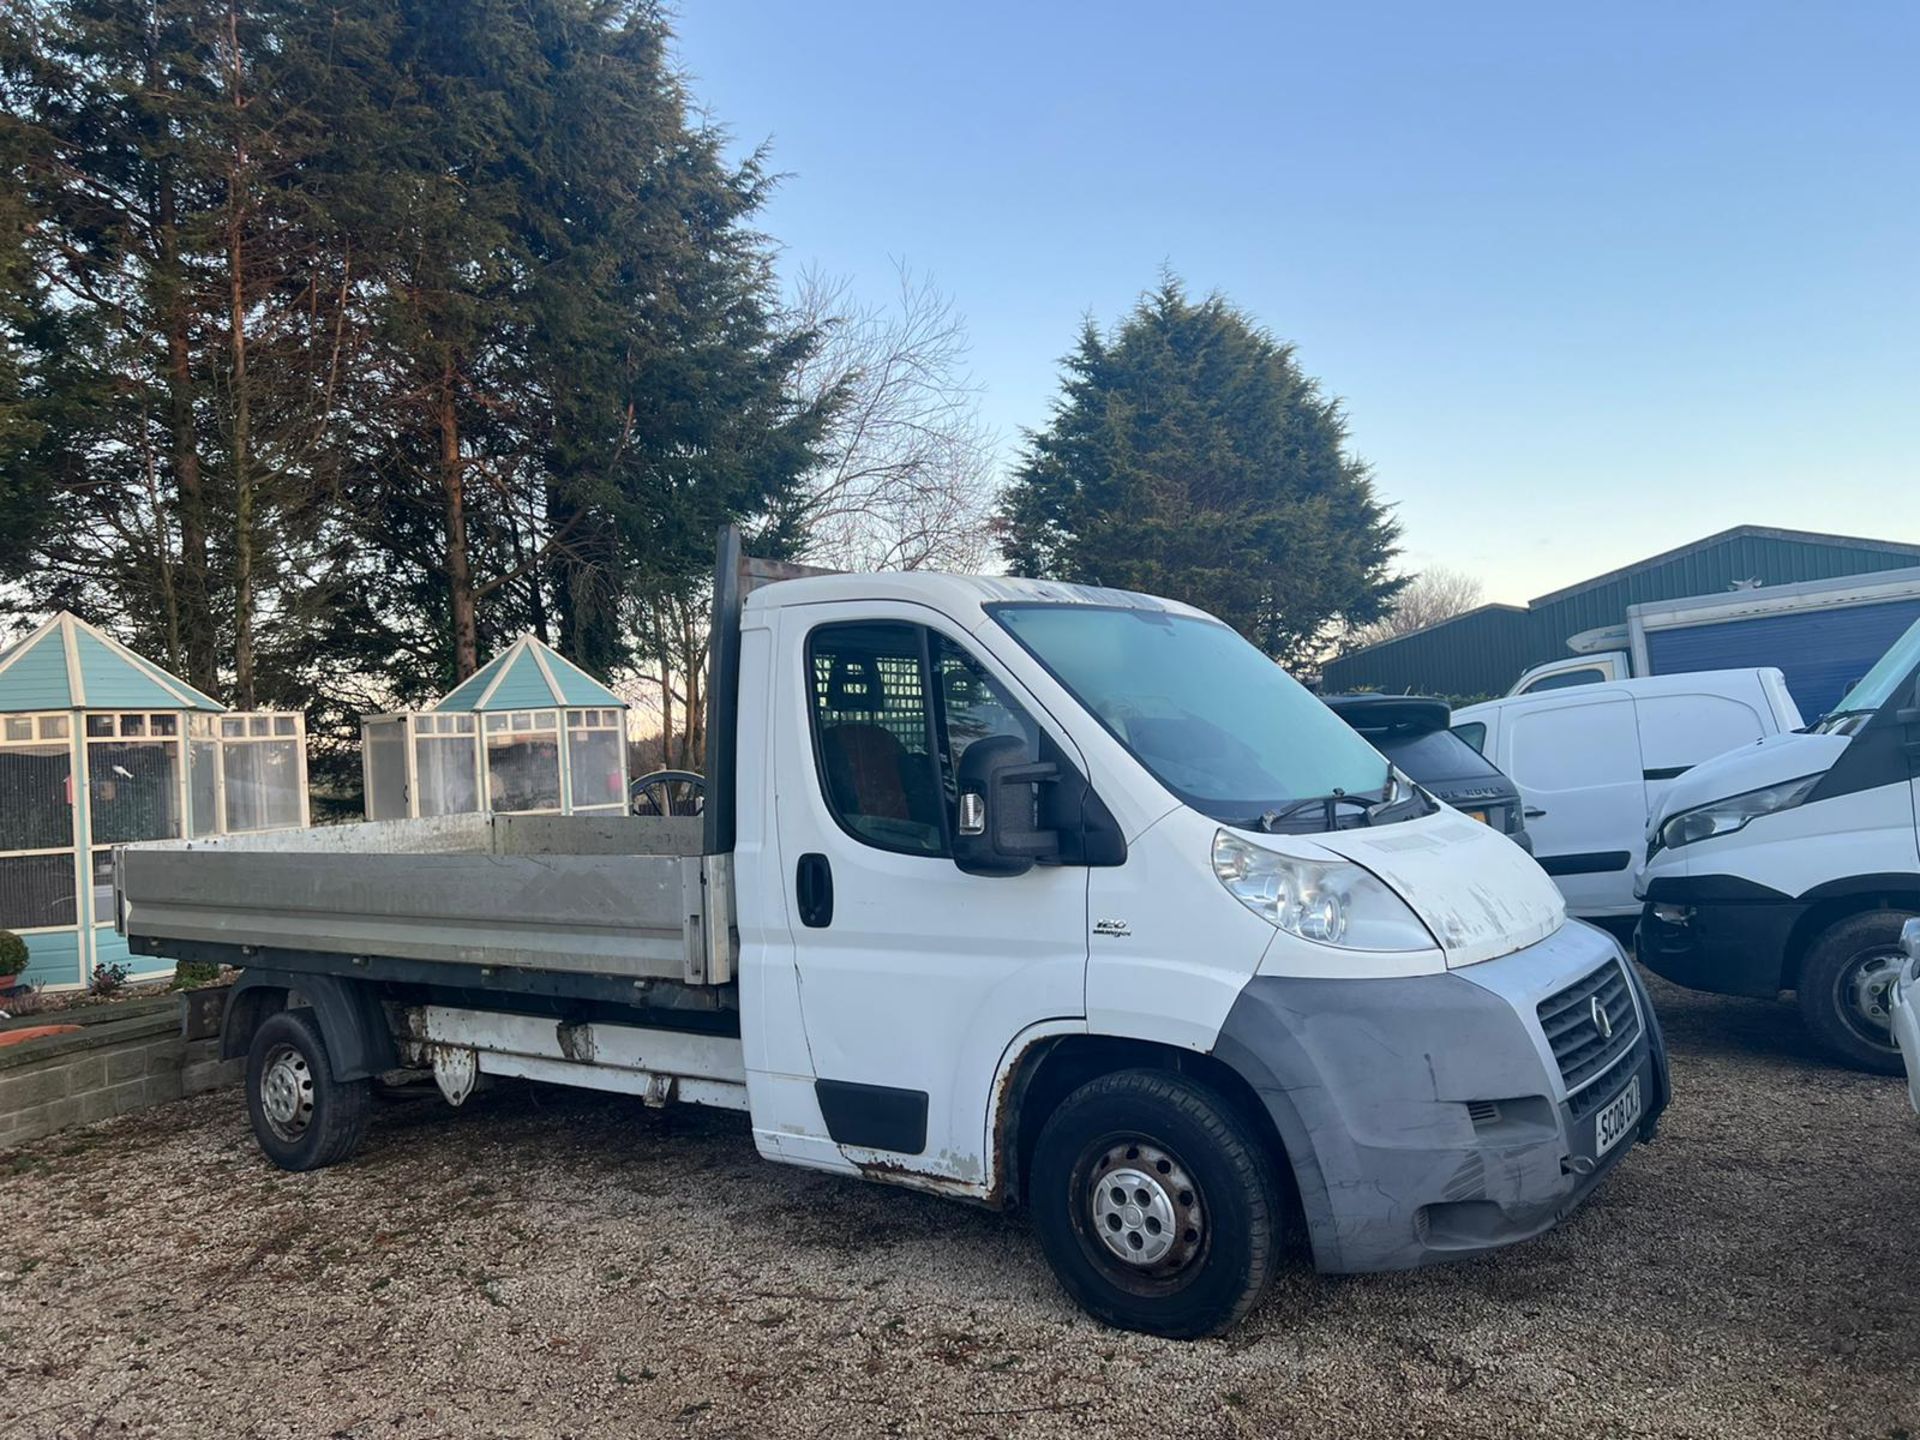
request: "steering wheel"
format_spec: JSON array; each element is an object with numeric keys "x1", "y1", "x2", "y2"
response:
[{"x1": 630, "y1": 769, "x2": 706, "y2": 817}]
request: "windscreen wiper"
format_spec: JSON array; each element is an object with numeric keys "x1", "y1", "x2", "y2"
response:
[
  {"x1": 1809, "y1": 706, "x2": 1876, "y2": 733},
  {"x1": 1258, "y1": 790, "x2": 1381, "y2": 833}
]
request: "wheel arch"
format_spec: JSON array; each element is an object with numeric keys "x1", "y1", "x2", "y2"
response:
[
  {"x1": 220, "y1": 968, "x2": 397, "y2": 1081},
  {"x1": 996, "y1": 1033, "x2": 1306, "y2": 1236},
  {"x1": 1782, "y1": 878, "x2": 1920, "y2": 990}
]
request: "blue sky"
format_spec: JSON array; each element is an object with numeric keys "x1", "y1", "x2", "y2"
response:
[{"x1": 672, "y1": 3, "x2": 1919, "y2": 603}]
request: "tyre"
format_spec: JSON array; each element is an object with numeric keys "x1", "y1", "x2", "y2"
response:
[
  {"x1": 1029, "y1": 1068, "x2": 1282, "y2": 1339},
  {"x1": 245, "y1": 1009, "x2": 373, "y2": 1170},
  {"x1": 1796, "y1": 910, "x2": 1914, "y2": 1075}
]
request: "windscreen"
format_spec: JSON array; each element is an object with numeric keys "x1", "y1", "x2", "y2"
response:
[
  {"x1": 1823, "y1": 615, "x2": 1920, "y2": 723},
  {"x1": 992, "y1": 604, "x2": 1391, "y2": 826}
]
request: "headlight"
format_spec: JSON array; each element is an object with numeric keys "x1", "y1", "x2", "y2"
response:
[
  {"x1": 1211, "y1": 829, "x2": 1435, "y2": 952},
  {"x1": 1657, "y1": 773, "x2": 1822, "y2": 851}
]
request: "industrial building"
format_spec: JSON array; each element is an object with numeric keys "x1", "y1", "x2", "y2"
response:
[{"x1": 1322, "y1": 526, "x2": 1920, "y2": 700}]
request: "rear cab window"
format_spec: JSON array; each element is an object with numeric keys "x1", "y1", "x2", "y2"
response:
[
  {"x1": 1373, "y1": 726, "x2": 1507, "y2": 783},
  {"x1": 1519, "y1": 667, "x2": 1608, "y2": 694}
]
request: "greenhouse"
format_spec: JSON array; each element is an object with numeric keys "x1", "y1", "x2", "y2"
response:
[
  {"x1": 361, "y1": 634, "x2": 628, "y2": 820},
  {"x1": 0, "y1": 612, "x2": 310, "y2": 990}
]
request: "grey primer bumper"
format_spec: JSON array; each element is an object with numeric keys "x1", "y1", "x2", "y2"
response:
[{"x1": 1213, "y1": 921, "x2": 1670, "y2": 1274}]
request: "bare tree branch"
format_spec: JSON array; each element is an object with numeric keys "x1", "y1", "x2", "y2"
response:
[
  {"x1": 788, "y1": 262, "x2": 998, "y2": 573},
  {"x1": 1344, "y1": 566, "x2": 1485, "y2": 650}
]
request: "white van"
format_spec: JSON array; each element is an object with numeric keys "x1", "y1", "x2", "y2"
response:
[
  {"x1": 1454, "y1": 670, "x2": 1803, "y2": 920},
  {"x1": 109, "y1": 529, "x2": 1673, "y2": 1339},
  {"x1": 1638, "y1": 619, "x2": 1920, "y2": 1072}
]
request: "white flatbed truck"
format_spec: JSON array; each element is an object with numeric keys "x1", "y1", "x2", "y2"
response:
[{"x1": 117, "y1": 531, "x2": 1669, "y2": 1337}]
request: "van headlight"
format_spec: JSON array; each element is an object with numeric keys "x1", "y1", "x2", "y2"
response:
[
  {"x1": 1211, "y1": 830, "x2": 1435, "y2": 952},
  {"x1": 1656, "y1": 773, "x2": 1822, "y2": 851}
]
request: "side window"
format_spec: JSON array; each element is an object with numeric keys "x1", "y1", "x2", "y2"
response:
[
  {"x1": 806, "y1": 623, "x2": 1042, "y2": 856},
  {"x1": 808, "y1": 623, "x2": 945, "y2": 854},
  {"x1": 1451, "y1": 721, "x2": 1488, "y2": 754},
  {"x1": 931, "y1": 634, "x2": 1040, "y2": 806}
]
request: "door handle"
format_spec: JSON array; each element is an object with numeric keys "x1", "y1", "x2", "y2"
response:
[
  {"x1": 795, "y1": 852, "x2": 834, "y2": 928},
  {"x1": 1524, "y1": 807, "x2": 1548, "y2": 819}
]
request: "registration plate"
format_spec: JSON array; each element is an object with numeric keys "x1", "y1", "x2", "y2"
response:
[{"x1": 1593, "y1": 1073, "x2": 1642, "y2": 1157}]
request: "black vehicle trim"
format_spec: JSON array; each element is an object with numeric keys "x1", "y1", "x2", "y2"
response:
[
  {"x1": 1537, "y1": 851, "x2": 1633, "y2": 877},
  {"x1": 814, "y1": 1079, "x2": 930, "y2": 1154}
]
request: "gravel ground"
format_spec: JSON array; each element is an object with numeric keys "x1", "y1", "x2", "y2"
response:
[{"x1": 3, "y1": 971, "x2": 1917, "y2": 1440}]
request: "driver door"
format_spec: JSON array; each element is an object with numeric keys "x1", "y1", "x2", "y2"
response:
[{"x1": 771, "y1": 602, "x2": 1089, "y2": 1185}]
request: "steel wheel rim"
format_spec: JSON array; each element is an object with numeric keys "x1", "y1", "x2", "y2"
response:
[
  {"x1": 1836, "y1": 949, "x2": 1902, "y2": 1048},
  {"x1": 259, "y1": 1043, "x2": 316, "y2": 1141},
  {"x1": 1080, "y1": 1137, "x2": 1206, "y2": 1283}
]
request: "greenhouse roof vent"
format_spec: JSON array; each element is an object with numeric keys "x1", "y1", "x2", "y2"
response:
[
  {"x1": 432, "y1": 633, "x2": 625, "y2": 713},
  {"x1": 0, "y1": 612, "x2": 224, "y2": 715}
]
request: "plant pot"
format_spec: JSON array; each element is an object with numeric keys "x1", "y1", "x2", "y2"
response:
[{"x1": 0, "y1": 973, "x2": 25, "y2": 995}]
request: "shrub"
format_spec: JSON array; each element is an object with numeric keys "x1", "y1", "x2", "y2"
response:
[
  {"x1": 89, "y1": 962, "x2": 129, "y2": 997},
  {"x1": 0, "y1": 930, "x2": 27, "y2": 979},
  {"x1": 171, "y1": 960, "x2": 222, "y2": 990}
]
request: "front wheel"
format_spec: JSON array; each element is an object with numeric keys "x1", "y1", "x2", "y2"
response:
[
  {"x1": 1029, "y1": 1069, "x2": 1282, "y2": 1339},
  {"x1": 1797, "y1": 910, "x2": 1914, "y2": 1074},
  {"x1": 245, "y1": 1009, "x2": 372, "y2": 1170}
]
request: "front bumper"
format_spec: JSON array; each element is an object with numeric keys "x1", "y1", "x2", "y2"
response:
[
  {"x1": 1212, "y1": 921, "x2": 1670, "y2": 1274},
  {"x1": 1634, "y1": 875, "x2": 1802, "y2": 998},
  {"x1": 1893, "y1": 969, "x2": 1920, "y2": 1117}
]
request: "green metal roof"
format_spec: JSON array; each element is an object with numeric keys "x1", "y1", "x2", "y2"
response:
[
  {"x1": 0, "y1": 612, "x2": 224, "y2": 714},
  {"x1": 432, "y1": 634, "x2": 625, "y2": 713},
  {"x1": 1323, "y1": 525, "x2": 1920, "y2": 700}
]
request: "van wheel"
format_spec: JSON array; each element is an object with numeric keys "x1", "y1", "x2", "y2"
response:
[
  {"x1": 1030, "y1": 1069, "x2": 1280, "y2": 1339},
  {"x1": 1797, "y1": 911, "x2": 1913, "y2": 1075},
  {"x1": 245, "y1": 1009, "x2": 372, "y2": 1170}
]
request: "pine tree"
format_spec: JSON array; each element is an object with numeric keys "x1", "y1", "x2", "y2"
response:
[
  {"x1": 999, "y1": 278, "x2": 1404, "y2": 666},
  {"x1": 3, "y1": 0, "x2": 830, "y2": 782}
]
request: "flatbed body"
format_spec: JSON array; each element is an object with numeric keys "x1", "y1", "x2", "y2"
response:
[{"x1": 116, "y1": 812, "x2": 734, "y2": 987}]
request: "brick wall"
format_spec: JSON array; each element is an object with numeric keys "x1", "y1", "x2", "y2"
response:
[{"x1": 0, "y1": 995, "x2": 241, "y2": 1148}]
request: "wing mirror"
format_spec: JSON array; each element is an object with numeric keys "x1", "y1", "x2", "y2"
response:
[{"x1": 954, "y1": 735, "x2": 1060, "y2": 877}]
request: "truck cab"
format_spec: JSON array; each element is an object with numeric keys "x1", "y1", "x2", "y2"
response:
[
  {"x1": 119, "y1": 539, "x2": 1672, "y2": 1338},
  {"x1": 1509, "y1": 651, "x2": 1632, "y2": 695},
  {"x1": 1638, "y1": 616, "x2": 1920, "y2": 1071}
]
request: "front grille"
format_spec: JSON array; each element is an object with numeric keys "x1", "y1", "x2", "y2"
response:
[{"x1": 1538, "y1": 960, "x2": 1641, "y2": 1098}]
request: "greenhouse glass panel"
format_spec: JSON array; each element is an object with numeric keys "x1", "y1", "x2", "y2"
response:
[
  {"x1": 414, "y1": 733, "x2": 480, "y2": 816},
  {"x1": 223, "y1": 737, "x2": 304, "y2": 832},
  {"x1": 485, "y1": 728, "x2": 562, "y2": 812},
  {"x1": 91, "y1": 847, "x2": 114, "y2": 918},
  {"x1": 363, "y1": 718, "x2": 410, "y2": 821},
  {"x1": 567, "y1": 726, "x2": 627, "y2": 808},
  {"x1": 87, "y1": 738, "x2": 182, "y2": 844},
  {"x1": 189, "y1": 736, "x2": 220, "y2": 838},
  {"x1": 0, "y1": 853, "x2": 78, "y2": 931},
  {"x1": 0, "y1": 744, "x2": 74, "y2": 852}
]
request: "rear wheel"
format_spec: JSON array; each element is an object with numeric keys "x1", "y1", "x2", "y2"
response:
[
  {"x1": 1030, "y1": 1069, "x2": 1281, "y2": 1339},
  {"x1": 245, "y1": 1009, "x2": 372, "y2": 1170},
  {"x1": 1797, "y1": 910, "x2": 1914, "y2": 1074}
]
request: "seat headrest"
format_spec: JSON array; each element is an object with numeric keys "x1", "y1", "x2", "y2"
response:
[{"x1": 827, "y1": 654, "x2": 881, "y2": 711}]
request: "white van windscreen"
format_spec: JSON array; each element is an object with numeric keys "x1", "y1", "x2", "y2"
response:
[{"x1": 991, "y1": 604, "x2": 1391, "y2": 827}]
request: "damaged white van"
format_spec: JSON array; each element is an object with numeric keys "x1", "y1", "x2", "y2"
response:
[
  {"x1": 118, "y1": 534, "x2": 1670, "y2": 1337},
  {"x1": 1639, "y1": 615, "x2": 1920, "y2": 1072}
]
